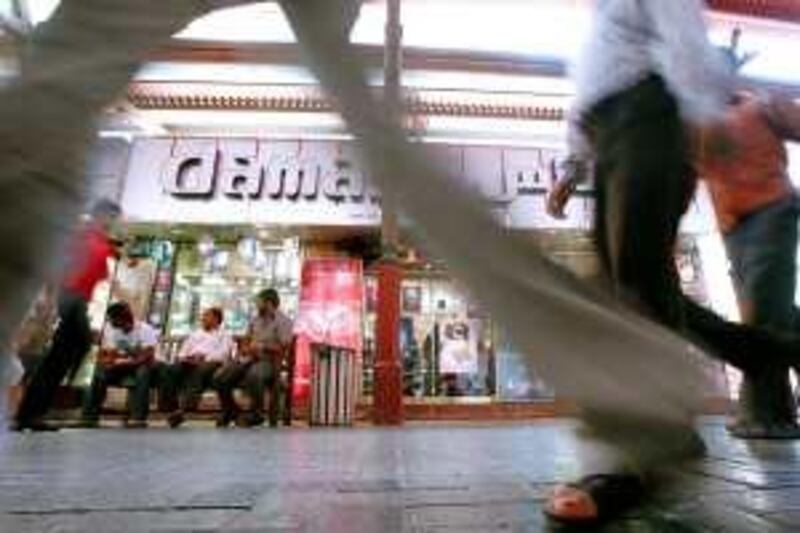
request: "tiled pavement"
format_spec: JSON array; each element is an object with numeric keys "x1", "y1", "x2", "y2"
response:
[{"x1": 1, "y1": 417, "x2": 800, "y2": 532}]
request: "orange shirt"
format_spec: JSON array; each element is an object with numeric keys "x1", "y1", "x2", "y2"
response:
[{"x1": 696, "y1": 97, "x2": 793, "y2": 234}]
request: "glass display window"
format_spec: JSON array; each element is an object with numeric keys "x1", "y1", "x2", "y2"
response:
[
  {"x1": 363, "y1": 273, "x2": 495, "y2": 399},
  {"x1": 167, "y1": 237, "x2": 301, "y2": 337}
]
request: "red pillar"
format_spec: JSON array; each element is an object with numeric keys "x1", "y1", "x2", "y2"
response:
[
  {"x1": 373, "y1": 0, "x2": 404, "y2": 426},
  {"x1": 373, "y1": 257, "x2": 404, "y2": 425}
]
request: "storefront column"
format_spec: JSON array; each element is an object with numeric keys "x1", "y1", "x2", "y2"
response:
[
  {"x1": 373, "y1": 0, "x2": 404, "y2": 425},
  {"x1": 374, "y1": 255, "x2": 404, "y2": 424}
]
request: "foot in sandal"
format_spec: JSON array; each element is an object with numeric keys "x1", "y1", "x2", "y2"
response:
[{"x1": 544, "y1": 473, "x2": 645, "y2": 526}]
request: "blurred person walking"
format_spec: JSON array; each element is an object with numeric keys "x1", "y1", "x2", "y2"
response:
[
  {"x1": 13, "y1": 200, "x2": 121, "y2": 432},
  {"x1": 543, "y1": 0, "x2": 736, "y2": 525},
  {"x1": 549, "y1": 51, "x2": 800, "y2": 441}
]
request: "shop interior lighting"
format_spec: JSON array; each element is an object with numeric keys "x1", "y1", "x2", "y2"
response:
[
  {"x1": 197, "y1": 233, "x2": 215, "y2": 258},
  {"x1": 237, "y1": 235, "x2": 260, "y2": 264}
]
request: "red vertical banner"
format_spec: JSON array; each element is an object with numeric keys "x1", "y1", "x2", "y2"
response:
[{"x1": 293, "y1": 258, "x2": 364, "y2": 403}]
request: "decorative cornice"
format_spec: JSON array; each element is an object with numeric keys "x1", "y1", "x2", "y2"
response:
[{"x1": 128, "y1": 82, "x2": 567, "y2": 121}]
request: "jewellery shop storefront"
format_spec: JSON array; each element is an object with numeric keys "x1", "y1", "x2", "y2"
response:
[{"x1": 98, "y1": 136, "x2": 730, "y2": 414}]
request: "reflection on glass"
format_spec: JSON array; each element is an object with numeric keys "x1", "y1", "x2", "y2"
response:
[
  {"x1": 167, "y1": 239, "x2": 301, "y2": 337},
  {"x1": 363, "y1": 275, "x2": 495, "y2": 399},
  {"x1": 495, "y1": 330, "x2": 555, "y2": 402}
]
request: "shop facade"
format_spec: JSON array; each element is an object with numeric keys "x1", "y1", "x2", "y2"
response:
[
  {"x1": 82, "y1": 134, "x2": 733, "y2": 413},
  {"x1": 2, "y1": 0, "x2": 799, "y2": 421},
  {"x1": 63, "y1": 0, "x2": 800, "y2": 415}
]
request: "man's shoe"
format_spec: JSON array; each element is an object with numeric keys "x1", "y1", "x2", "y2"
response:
[
  {"x1": 76, "y1": 419, "x2": 100, "y2": 429},
  {"x1": 167, "y1": 411, "x2": 185, "y2": 429},
  {"x1": 237, "y1": 413, "x2": 265, "y2": 428},
  {"x1": 124, "y1": 419, "x2": 148, "y2": 429},
  {"x1": 11, "y1": 419, "x2": 60, "y2": 432},
  {"x1": 215, "y1": 412, "x2": 234, "y2": 428}
]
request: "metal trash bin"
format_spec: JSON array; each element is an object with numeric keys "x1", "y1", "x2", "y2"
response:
[{"x1": 310, "y1": 344, "x2": 357, "y2": 426}]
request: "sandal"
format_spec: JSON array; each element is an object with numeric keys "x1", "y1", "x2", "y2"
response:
[{"x1": 543, "y1": 473, "x2": 645, "y2": 526}]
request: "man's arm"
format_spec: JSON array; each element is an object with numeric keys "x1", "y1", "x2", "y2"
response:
[
  {"x1": 261, "y1": 318, "x2": 294, "y2": 359},
  {"x1": 207, "y1": 333, "x2": 234, "y2": 362},
  {"x1": 261, "y1": 339, "x2": 286, "y2": 358},
  {"x1": 130, "y1": 346, "x2": 155, "y2": 367},
  {"x1": 176, "y1": 334, "x2": 194, "y2": 361},
  {"x1": 238, "y1": 321, "x2": 261, "y2": 361},
  {"x1": 97, "y1": 347, "x2": 120, "y2": 366},
  {"x1": 547, "y1": 112, "x2": 593, "y2": 219},
  {"x1": 98, "y1": 326, "x2": 120, "y2": 366},
  {"x1": 546, "y1": 155, "x2": 592, "y2": 219},
  {"x1": 277, "y1": 317, "x2": 294, "y2": 352},
  {"x1": 129, "y1": 325, "x2": 158, "y2": 366}
]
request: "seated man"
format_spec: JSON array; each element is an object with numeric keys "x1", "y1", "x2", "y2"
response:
[
  {"x1": 213, "y1": 289, "x2": 293, "y2": 428},
  {"x1": 163, "y1": 307, "x2": 233, "y2": 428},
  {"x1": 81, "y1": 302, "x2": 159, "y2": 428}
]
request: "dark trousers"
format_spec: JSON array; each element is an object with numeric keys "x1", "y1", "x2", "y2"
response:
[
  {"x1": 15, "y1": 292, "x2": 91, "y2": 423},
  {"x1": 589, "y1": 76, "x2": 693, "y2": 331},
  {"x1": 149, "y1": 361, "x2": 171, "y2": 412},
  {"x1": 161, "y1": 361, "x2": 222, "y2": 413},
  {"x1": 579, "y1": 76, "x2": 716, "y2": 463},
  {"x1": 724, "y1": 197, "x2": 800, "y2": 426},
  {"x1": 82, "y1": 363, "x2": 152, "y2": 421},
  {"x1": 212, "y1": 360, "x2": 274, "y2": 417},
  {"x1": 18, "y1": 351, "x2": 45, "y2": 386},
  {"x1": 587, "y1": 76, "x2": 800, "y2": 380}
]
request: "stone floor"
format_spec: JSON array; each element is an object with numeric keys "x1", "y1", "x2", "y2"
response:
[{"x1": 1, "y1": 417, "x2": 800, "y2": 532}]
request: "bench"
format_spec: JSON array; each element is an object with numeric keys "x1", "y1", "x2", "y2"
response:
[{"x1": 104, "y1": 336, "x2": 297, "y2": 426}]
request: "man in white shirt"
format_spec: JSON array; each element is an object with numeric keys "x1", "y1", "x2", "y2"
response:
[
  {"x1": 213, "y1": 289, "x2": 293, "y2": 428},
  {"x1": 548, "y1": 39, "x2": 800, "y2": 441},
  {"x1": 566, "y1": 1, "x2": 732, "y2": 330},
  {"x1": 81, "y1": 301, "x2": 159, "y2": 428},
  {"x1": 545, "y1": 0, "x2": 737, "y2": 526},
  {"x1": 162, "y1": 307, "x2": 233, "y2": 429}
]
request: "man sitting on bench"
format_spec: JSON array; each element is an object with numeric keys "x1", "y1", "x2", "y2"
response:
[
  {"x1": 81, "y1": 302, "x2": 158, "y2": 428},
  {"x1": 163, "y1": 307, "x2": 233, "y2": 428},
  {"x1": 213, "y1": 289, "x2": 293, "y2": 428}
]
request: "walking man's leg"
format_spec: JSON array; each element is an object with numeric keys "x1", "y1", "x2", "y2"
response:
[
  {"x1": 0, "y1": 355, "x2": 23, "y2": 433},
  {"x1": 593, "y1": 76, "x2": 701, "y2": 448},
  {"x1": 725, "y1": 197, "x2": 800, "y2": 437},
  {"x1": 547, "y1": 77, "x2": 702, "y2": 523},
  {"x1": 15, "y1": 294, "x2": 90, "y2": 430},
  {"x1": 591, "y1": 87, "x2": 691, "y2": 329}
]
